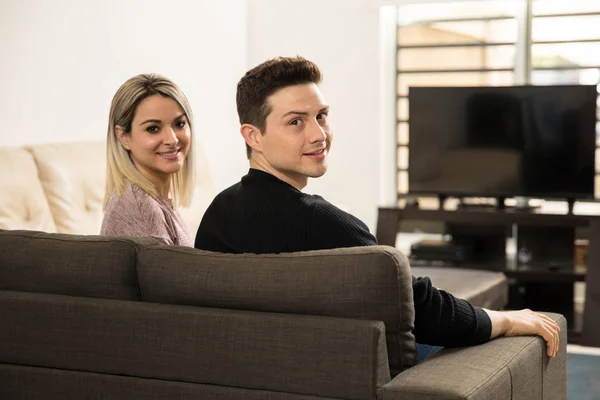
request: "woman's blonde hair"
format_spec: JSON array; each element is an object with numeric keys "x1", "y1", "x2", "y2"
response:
[{"x1": 104, "y1": 73, "x2": 195, "y2": 209}]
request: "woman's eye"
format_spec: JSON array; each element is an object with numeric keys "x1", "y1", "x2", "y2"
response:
[
  {"x1": 146, "y1": 126, "x2": 160, "y2": 133},
  {"x1": 175, "y1": 120, "x2": 187, "y2": 129}
]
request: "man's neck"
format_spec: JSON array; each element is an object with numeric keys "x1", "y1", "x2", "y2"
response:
[{"x1": 249, "y1": 159, "x2": 307, "y2": 191}]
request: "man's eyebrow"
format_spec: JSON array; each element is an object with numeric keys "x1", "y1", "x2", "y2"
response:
[
  {"x1": 139, "y1": 113, "x2": 186, "y2": 126},
  {"x1": 281, "y1": 110, "x2": 309, "y2": 119},
  {"x1": 281, "y1": 106, "x2": 330, "y2": 119}
]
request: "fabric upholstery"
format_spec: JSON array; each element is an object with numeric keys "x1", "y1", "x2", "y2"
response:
[
  {"x1": 379, "y1": 313, "x2": 567, "y2": 400},
  {"x1": 137, "y1": 244, "x2": 417, "y2": 372},
  {"x1": 412, "y1": 266, "x2": 508, "y2": 310},
  {"x1": 0, "y1": 230, "x2": 161, "y2": 300},
  {"x1": 0, "y1": 291, "x2": 390, "y2": 400},
  {"x1": 0, "y1": 231, "x2": 567, "y2": 399},
  {"x1": 0, "y1": 147, "x2": 56, "y2": 232},
  {"x1": 0, "y1": 364, "x2": 349, "y2": 400},
  {"x1": 27, "y1": 142, "x2": 107, "y2": 234},
  {"x1": 0, "y1": 364, "x2": 346, "y2": 400}
]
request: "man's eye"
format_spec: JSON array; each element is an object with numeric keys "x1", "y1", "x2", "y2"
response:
[
  {"x1": 147, "y1": 126, "x2": 160, "y2": 133},
  {"x1": 290, "y1": 119, "x2": 301, "y2": 126}
]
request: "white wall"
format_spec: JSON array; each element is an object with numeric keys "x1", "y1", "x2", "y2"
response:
[
  {"x1": 247, "y1": 0, "x2": 382, "y2": 231},
  {"x1": 0, "y1": 0, "x2": 248, "y2": 193},
  {"x1": 1, "y1": 0, "x2": 389, "y2": 230}
]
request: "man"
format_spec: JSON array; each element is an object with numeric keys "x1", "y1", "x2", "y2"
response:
[{"x1": 195, "y1": 56, "x2": 560, "y2": 357}]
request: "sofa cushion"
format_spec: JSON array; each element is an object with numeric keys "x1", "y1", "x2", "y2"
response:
[
  {"x1": 0, "y1": 230, "x2": 161, "y2": 300},
  {"x1": 0, "y1": 147, "x2": 56, "y2": 232},
  {"x1": 137, "y1": 244, "x2": 417, "y2": 373},
  {"x1": 411, "y1": 266, "x2": 508, "y2": 310},
  {"x1": 27, "y1": 142, "x2": 106, "y2": 235}
]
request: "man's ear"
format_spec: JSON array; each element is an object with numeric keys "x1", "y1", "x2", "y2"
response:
[
  {"x1": 115, "y1": 126, "x2": 130, "y2": 150},
  {"x1": 240, "y1": 124, "x2": 262, "y2": 153}
]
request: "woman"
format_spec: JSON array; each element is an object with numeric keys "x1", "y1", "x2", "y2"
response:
[{"x1": 101, "y1": 74, "x2": 195, "y2": 246}]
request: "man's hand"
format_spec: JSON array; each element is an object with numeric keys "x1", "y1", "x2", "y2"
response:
[{"x1": 484, "y1": 309, "x2": 560, "y2": 357}]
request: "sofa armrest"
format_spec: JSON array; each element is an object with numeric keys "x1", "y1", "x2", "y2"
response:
[{"x1": 379, "y1": 313, "x2": 566, "y2": 400}]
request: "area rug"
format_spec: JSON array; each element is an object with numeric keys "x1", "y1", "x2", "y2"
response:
[{"x1": 567, "y1": 352, "x2": 600, "y2": 399}]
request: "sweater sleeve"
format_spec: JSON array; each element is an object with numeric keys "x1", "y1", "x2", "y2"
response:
[{"x1": 412, "y1": 275, "x2": 492, "y2": 347}]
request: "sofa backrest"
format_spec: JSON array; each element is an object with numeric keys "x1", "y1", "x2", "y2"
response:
[
  {"x1": 0, "y1": 230, "x2": 162, "y2": 301},
  {"x1": 0, "y1": 147, "x2": 56, "y2": 232},
  {"x1": 27, "y1": 142, "x2": 107, "y2": 235},
  {"x1": 137, "y1": 245, "x2": 417, "y2": 372}
]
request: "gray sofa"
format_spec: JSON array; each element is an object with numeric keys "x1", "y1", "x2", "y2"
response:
[{"x1": 0, "y1": 230, "x2": 567, "y2": 399}]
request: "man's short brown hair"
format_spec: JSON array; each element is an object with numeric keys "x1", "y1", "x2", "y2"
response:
[{"x1": 236, "y1": 56, "x2": 322, "y2": 159}]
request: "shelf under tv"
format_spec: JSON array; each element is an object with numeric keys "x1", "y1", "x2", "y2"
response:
[
  {"x1": 375, "y1": 205, "x2": 600, "y2": 347},
  {"x1": 401, "y1": 193, "x2": 585, "y2": 214}
]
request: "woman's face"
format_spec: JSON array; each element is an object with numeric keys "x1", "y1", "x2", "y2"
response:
[{"x1": 118, "y1": 94, "x2": 191, "y2": 190}]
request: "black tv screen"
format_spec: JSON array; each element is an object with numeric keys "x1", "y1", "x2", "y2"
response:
[{"x1": 408, "y1": 85, "x2": 597, "y2": 199}]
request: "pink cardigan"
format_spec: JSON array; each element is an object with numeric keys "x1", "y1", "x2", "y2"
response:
[{"x1": 101, "y1": 184, "x2": 192, "y2": 247}]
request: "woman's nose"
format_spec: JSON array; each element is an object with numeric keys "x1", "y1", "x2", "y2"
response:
[{"x1": 163, "y1": 128, "x2": 179, "y2": 145}]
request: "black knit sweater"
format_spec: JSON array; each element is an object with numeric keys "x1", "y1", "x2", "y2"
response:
[{"x1": 195, "y1": 168, "x2": 492, "y2": 347}]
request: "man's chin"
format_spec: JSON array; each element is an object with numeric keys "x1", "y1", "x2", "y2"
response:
[{"x1": 307, "y1": 166, "x2": 328, "y2": 178}]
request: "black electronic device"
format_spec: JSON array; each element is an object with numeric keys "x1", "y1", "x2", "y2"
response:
[
  {"x1": 408, "y1": 85, "x2": 597, "y2": 202},
  {"x1": 410, "y1": 239, "x2": 473, "y2": 263}
]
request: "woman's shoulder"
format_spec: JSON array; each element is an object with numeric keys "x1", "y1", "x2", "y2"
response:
[
  {"x1": 105, "y1": 184, "x2": 159, "y2": 214},
  {"x1": 101, "y1": 183, "x2": 168, "y2": 238}
]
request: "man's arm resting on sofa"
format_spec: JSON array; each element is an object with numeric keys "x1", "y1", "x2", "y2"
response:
[{"x1": 379, "y1": 313, "x2": 567, "y2": 400}]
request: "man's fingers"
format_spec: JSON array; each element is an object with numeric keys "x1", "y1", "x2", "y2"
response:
[
  {"x1": 543, "y1": 317, "x2": 560, "y2": 357},
  {"x1": 540, "y1": 324, "x2": 555, "y2": 357},
  {"x1": 539, "y1": 318, "x2": 559, "y2": 357},
  {"x1": 536, "y1": 312, "x2": 560, "y2": 331}
]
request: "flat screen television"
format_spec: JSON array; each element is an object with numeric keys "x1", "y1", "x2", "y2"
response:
[{"x1": 408, "y1": 85, "x2": 597, "y2": 201}]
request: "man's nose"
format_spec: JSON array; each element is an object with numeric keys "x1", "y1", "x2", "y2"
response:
[{"x1": 308, "y1": 120, "x2": 327, "y2": 143}]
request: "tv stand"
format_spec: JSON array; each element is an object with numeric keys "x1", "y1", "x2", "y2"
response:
[
  {"x1": 376, "y1": 205, "x2": 600, "y2": 347},
  {"x1": 454, "y1": 196, "x2": 506, "y2": 210},
  {"x1": 437, "y1": 194, "x2": 448, "y2": 209},
  {"x1": 496, "y1": 196, "x2": 506, "y2": 209},
  {"x1": 567, "y1": 198, "x2": 575, "y2": 214}
]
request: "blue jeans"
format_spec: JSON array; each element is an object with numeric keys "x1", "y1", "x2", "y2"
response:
[{"x1": 416, "y1": 343, "x2": 442, "y2": 364}]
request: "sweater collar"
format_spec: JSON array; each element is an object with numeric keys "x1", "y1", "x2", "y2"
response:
[{"x1": 246, "y1": 168, "x2": 302, "y2": 192}]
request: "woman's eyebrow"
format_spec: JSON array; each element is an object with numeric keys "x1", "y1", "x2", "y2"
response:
[{"x1": 139, "y1": 113, "x2": 186, "y2": 126}]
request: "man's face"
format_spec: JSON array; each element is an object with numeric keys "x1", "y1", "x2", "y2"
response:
[{"x1": 251, "y1": 83, "x2": 332, "y2": 189}]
